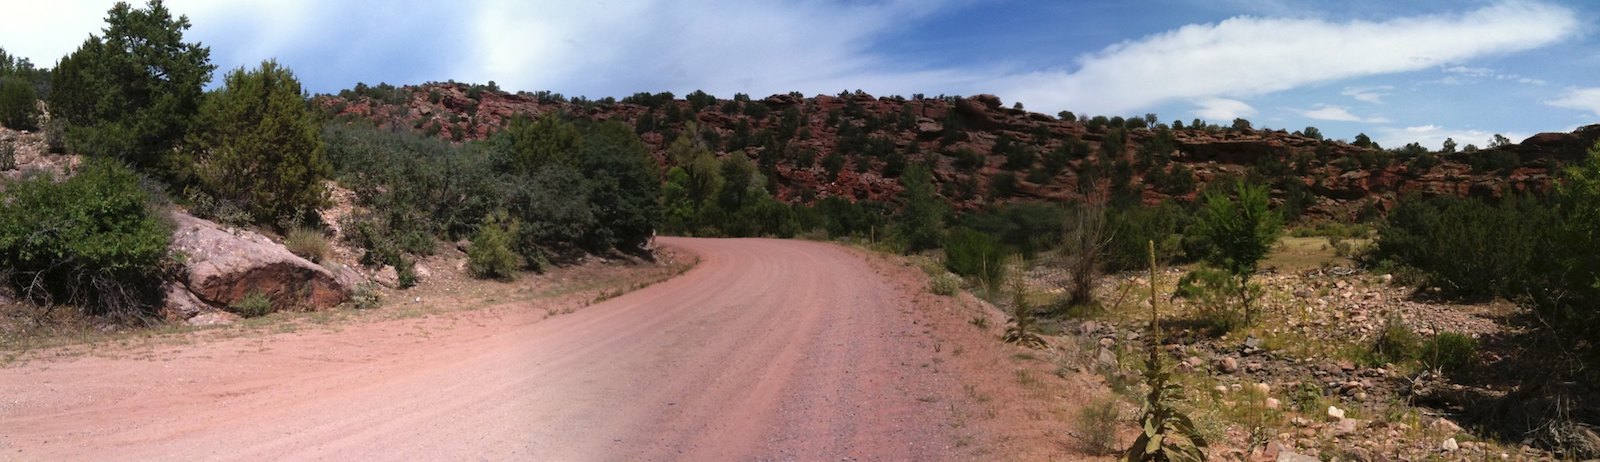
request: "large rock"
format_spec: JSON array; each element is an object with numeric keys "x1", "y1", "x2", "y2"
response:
[{"x1": 170, "y1": 213, "x2": 351, "y2": 313}]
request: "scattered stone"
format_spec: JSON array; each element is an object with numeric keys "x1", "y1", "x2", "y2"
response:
[
  {"x1": 1332, "y1": 418, "x2": 1360, "y2": 436},
  {"x1": 1095, "y1": 347, "x2": 1118, "y2": 369},
  {"x1": 1253, "y1": 382, "x2": 1271, "y2": 395},
  {"x1": 1327, "y1": 405, "x2": 1346, "y2": 421},
  {"x1": 1265, "y1": 397, "x2": 1281, "y2": 410},
  {"x1": 1276, "y1": 450, "x2": 1319, "y2": 462},
  {"x1": 1431, "y1": 417, "x2": 1462, "y2": 434},
  {"x1": 1213, "y1": 385, "x2": 1229, "y2": 395},
  {"x1": 1098, "y1": 337, "x2": 1115, "y2": 348},
  {"x1": 1217, "y1": 356, "x2": 1240, "y2": 373},
  {"x1": 1441, "y1": 437, "x2": 1459, "y2": 452}
]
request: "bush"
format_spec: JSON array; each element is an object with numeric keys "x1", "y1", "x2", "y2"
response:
[
  {"x1": 1077, "y1": 396, "x2": 1122, "y2": 455},
  {"x1": 943, "y1": 227, "x2": 1009, "y2": 291},
  {"x1": 468, "y1": 219, "x2": 519, "y2": 281},
  {"x1": 347, "y1": 283, "x2": 381, "y2": 309},
  {"x1": 230, "y1": 292, "x2": 273, "y2": 318},
  {"x1": 284, "y1": 227, "x2": 330, "y2": 263},
  {"x1": 1368, "y1": 194, "x2": 1553, "y2": 300},
  {"x1": 0, "y1": 77, "x2": 37, "y2": 130},
  {"x1": 1192, "y1": 181, "x2": 1281, "y2": 325},
  {"x1": 186, "y1": 59, "x2": 330, "y2": 226},
  {"x1": 929, "y1": 273, "x2": 960, "y2": 296},
  {"x1": 1420, "y1": 332, "x2": 1477, "y2": 372},
  {"x1": 1175, "y1": 267, "x2": 1243, "y2": 333},
  {"x1": 1104, "y1": 202, "x2": 1191, "y2": 272},
  {"x1": 0, "y1": 160, "x2": 172, "y2": 318},
  {"x1": 1371, "y1": 316, "x2": 1421, "y2": 366},
  {"x1": 895, "y1": 164, "x2": 945, "y2": 252}
]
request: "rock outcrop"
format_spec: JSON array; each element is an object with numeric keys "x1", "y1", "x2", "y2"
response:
[
  {"x1": 169, "y1": 213, "x2": 354, "y2": 314},
  {"x1": 314, "y1": 83, "x2": 1592, "y2": 220}
]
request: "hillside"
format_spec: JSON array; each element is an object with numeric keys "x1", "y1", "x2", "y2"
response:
[{"x1": 315, "y1": 82, "x2": 1598, "y2": 219}]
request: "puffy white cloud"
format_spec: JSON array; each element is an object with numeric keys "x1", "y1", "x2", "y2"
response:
[
  {"x1": 1193, "y1": 98, "x2": 1256, "y2": 121},
  {"x1": 1545, "y1": 87, "x2": 1600, "y2": 117},
  {"x1": 1000, "y1": 1, "x2": 1577, "y2": 115}
]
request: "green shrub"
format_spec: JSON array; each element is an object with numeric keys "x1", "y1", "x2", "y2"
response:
[
  {"x1": 284, "y1": 227, "x2": 330, "y2": 263},
  {"x1": 395, "y1": 257, "x2": 418, "y2": 289},
  {"x1": 895, "y1": 164, "x2": 945, "y2": 252},
  {"x1": 468, "y1": 219, "x2": 519, "y2": 281},
  {"x1": 1192, "y1": 181, "x2": 1281, "y2": 325},
  {"x1": 1420, "y1": 332, "x2": 1477, "y2": 372},
  {"x1": 347, "y1": 283, "x2": 381, "y2": 309},
  {"x1": 956, "y1": 202, "x2": 1067, "y2": 259},
  {"x1": 230, "y1": 291, "x2": 273, "y2": 318},
  {"x1": 929, "y1": 273, "x2": 960, "y2": 296},
  {"x1": 1175, "y1": 267, "x2": 1243, "y2": 334},
  {"x1": 1371, "y1": 315, "x2": 1421, "y2": 366},
  {"x1": 1368, "y1": 194, "x2": 1553, "y2": 300},
  {"x1": 943, "y1": 227, "x2": 1009, "y2": 291},
  {"x1": 187, "y1": 59, "x2": 330, "y2": 226},
  {"x1": 1105, "y1": 202, "x2": 1191, "y2": 272},
  {"x1": 0, "y1": 77, "x2": 37, "y2": 130},
  {"x1": 0, "y1": 160, "x2": 171, "y2": 318}
]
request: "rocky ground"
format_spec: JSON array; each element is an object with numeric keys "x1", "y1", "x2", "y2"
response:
[{"x1": 1009, "y1": 237, "x2": 1578, "y2": 461}]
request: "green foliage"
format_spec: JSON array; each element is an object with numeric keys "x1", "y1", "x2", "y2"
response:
[
  {"x1": 284, "y1": 228, "x2": 330, "y2": 263},
  {"x1": 0, "y1": 160, "x2": 172, "y2": 317},
  {"x1": 1371, "y1": 315, "x2": 1421, "y2": 366},
  {"x1": 1174, "y1": 267, "x2": 1244, "y2": 334},
  {"x1": 1105, "y1": 203, "x2": 1192, "y2": 272},
  {"x1": 0, "y1": 144, "x2": 13, "y2": 171},
  {"x1": 0, "y1": 77, "x2": 38, "y2": 130},
  {"x1": 1369, "y1": 194, "x2": 1553, "y2": 300},
  {"x1": 187, "y1": 60, "x2": 330, "y2": 226},
  {"x1": 230, "y1": 292, "x2": 273, "y2": 318},
  {"x1": 1077, "y1": 396, "x2": 1122, "y2": 455},
  {"x1": 1003, "y1": 281, "x2": 1045, "y2": 349},
  {"x1": 48, "y1": 0, "x2": 214, "y2": 174},
  {"x1": 929, "y1": 273, "x2": 960, "y2": 296},
  {"x1": 1125, "y1": 351, "x2": 1208, "y2": 461},
  {"x1": 576, "y1": 121, "x2": 661, "y2": 252},
  {"x1": 1421, "y1": 332, "x2": 1478, "y2": 372},
  {"x1": 943, "y1": 227, "x2": 1009, "y2": 291},
  {"x1": 1192, "y1": 181, "x2": 1281, "y2": 325},
  {"x1": 468, "y1": 218, "x2": 519, "y2": 281},
  {"x1": 895, "y1": 164, "x2": 945, "y2": 252},
  {"x1": 501, "y1": 112, "x2": 581, "y2": 173},
  {"x1": 956, "y1": 202, "x2": 1067, "y2": 259}
]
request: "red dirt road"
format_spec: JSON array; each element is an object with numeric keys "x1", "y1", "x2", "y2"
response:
[{"x1": 0, "y1": 238, "x2": 973, "y2": 461}]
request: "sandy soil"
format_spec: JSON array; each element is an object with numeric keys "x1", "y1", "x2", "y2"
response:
[{"x1": 0, "y1": 238, "x2": 1094, "y2": 461}]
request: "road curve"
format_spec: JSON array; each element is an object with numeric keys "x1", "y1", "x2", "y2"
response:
[{"x1": 0, "y1": 238, "x2": 963, "y2": 461}]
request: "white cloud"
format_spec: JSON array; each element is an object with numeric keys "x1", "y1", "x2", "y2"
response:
[
  {"x1": 1545, "y1": 87, "x2": 1600, "y2": 117},
  {"x1": 1440, "y1": 64, "x2": 1546, "y2": 85},
  {"x1": 1000, "y1": 1, "x2": 1577, "y2": 115},
  {"x1": 1298, "y1": 104, "x2": 1389, "y2": 123},
  {"x1": 1374, "y1": 124, "x2": 1523, "y2": 150},
  {"x1": 1193, "y1": 98, "x2": 1256, "y2": 121},
  {"x1": 1341, "y1": 85, "x2": 1393, "y2": 104}
]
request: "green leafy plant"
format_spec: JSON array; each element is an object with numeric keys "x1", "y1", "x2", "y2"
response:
[
  {"x1": 1126, "y1": 240, "x2": 1208, "y2": 461},
  {"x1": 943, "y1": 227, "x2": 1009, "y2": 293},
  {"x1": 1420, "y1": 332, "x2": 1478, "y2": 373},
  {"x1": 0, "y1": 77, "x2": 37, "y2": 130},
  {"x1": 1002, "y1": 279, "x2": 1045, "y2": 349},
  {"x1": 0, "y1": 160, "x2": 172, "y2": 319}
]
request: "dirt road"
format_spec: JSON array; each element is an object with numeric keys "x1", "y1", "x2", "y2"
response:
[{"x1": 0, "y1": 238, "x2": 978, "y2": 461}]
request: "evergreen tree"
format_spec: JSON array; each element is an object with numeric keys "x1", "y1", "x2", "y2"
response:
[
  {"x1": 47, "y1": 0, "x2": 213, "y2": 175},
  {"x1": 895, "y1": 164, "x2": 945, "y2": 252},
  {"x1": 187, "y1": 59, "x2": 330, "y2": 226}
]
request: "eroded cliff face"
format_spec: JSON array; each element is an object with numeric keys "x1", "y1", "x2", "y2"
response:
[{"x1": 316, "y1": 83, "x2": 1596, "y2": 219}]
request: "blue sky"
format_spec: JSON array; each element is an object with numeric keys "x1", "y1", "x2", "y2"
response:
[{"x1": 4, "y1": 0, "x2": 1599, "y2": 148}]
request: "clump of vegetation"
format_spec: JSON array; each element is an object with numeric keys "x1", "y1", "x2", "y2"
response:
[
  {"x1": 1370, "y1": 315, "x2": 1421, "y2": 366},
  {"x1": 0, "y1": 160, "x2": 172, "y2": 319},
  {"x1": 0, "y1": 143, "x2": 14, "y2": 171},
  {"x1": 346, "y1": 283, "x2": 381, "y2": 310},
  {"x1": 0, "y1": 77, "x2": 38, "y2": 130},
  {"x1": 185, "y1": 59, "x2": 331, "y2": 227},
  {"x1": 468, "y1": 218, "x2": 519, "y2": 281},
  {"x1": 928, "y1": 273, "x2": 960, "y2": 296},
  {"x1": 894, "y1": 164, "x2": 945, "y2": 252},
  {"x1": 1174, "y1": 267, "x2": 1243, "y2": 334},
  {"x1": 1420, "y1": 332, "x2": 1477, "y2": 373},
  {"x1": 1127, "y1": 241, "x2": 1208, "y2": 461},
  {"x1": 943, "y1": 227, "x2": 1009, "y2": 293},
  {"x1": 284, "y1": 227, "x2": 330, "y2": 263},
  {"x1": 230, "y1": 291, "x2": 273, "y2": 318},
  {"x1": 1191, "y1": 182, "x2": 1281, "y2": 326},
  {"x1": 1075, "y1": 396, "x2": 1121, "y2": 454},
  {"x1": 1002, "y1": 279, "x2": 1045, "y2": 349}
]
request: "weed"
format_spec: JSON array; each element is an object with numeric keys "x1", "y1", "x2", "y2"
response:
[
  {"x1": 969, "y1": 316, "x2": 990, "y2": 329},
  {"x1": 929, "y1": 273, "x2": 960, "y2": 296},
  {"x1": 346, "y1": 283, "x2": 381, "y2": 309},
  {"x1": 1420, "y1": 331, "x2": 1477, "y2": 372},
  {"x1": 1076, "y1": 395, "x2": 1122, "y2": 455},
  {"x1": 284, "y1": 227, "x2": 331, "y2": 263},
  {"x1": 231, "y1": 292, "x2": 274, "y2": 318}
]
